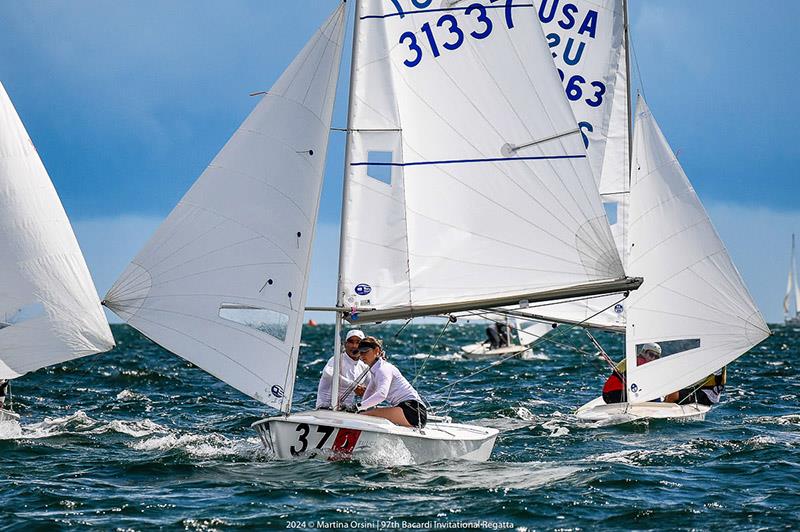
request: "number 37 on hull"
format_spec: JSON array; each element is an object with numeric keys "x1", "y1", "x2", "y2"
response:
[{"x1": 252, "y1": 410, "x2": 498, "y2": 464}]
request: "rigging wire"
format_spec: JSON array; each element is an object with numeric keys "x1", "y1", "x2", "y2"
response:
[
  {"x1": 411, "y1": 317, "x2": 453, "y2": 387},
  {"x1": 432, "y1": 295, "x2": 629, "y2": 415},
  {"x1": 629, "y1": 29, "x2": 647, "y2": 101}
]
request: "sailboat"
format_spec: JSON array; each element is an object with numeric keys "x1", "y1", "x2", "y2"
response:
[
  {"x1": 573, "y1": 96, "x2": 770, "y2": 422},
  {"x1": 784, "y1": 234, "x2": 800, "y2": 326},
  {"x1": 0, "y1": 81, "x2": 116, "y2": 422},
  {"x1": 496, "y1": 0, "x2": 770, "y2": 422},
  {"x1": 104, "y1": 0, "x2": 643, "y2": 462},
  {"x1": 460, "y1": 316, "x2": 552, "y2": 360}
]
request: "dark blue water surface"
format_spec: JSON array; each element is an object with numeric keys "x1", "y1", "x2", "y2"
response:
[{"x1": 1, "y1": 322, "x2": 798, "y2": 530}]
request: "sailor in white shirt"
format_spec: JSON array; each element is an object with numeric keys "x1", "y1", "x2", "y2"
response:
[
  {"x1": 356, "y1": 336, "x2": 427, "y2": 428},
  {"x1": 316, "y1": 329, "x2": 371, "y2": 409}
]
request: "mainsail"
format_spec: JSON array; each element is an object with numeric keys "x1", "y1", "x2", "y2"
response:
[
  {"x1": 0, "y1": 81, "x2": 114, "y2": 379},
  {"x1": 104, "y1": 4, "x2": 347, "y2": 411},
  {"x1": 624, "y1": 98, "x2": 770, "y2": 403},
  {"x1": 339, "y1": 0, "x2": 632, "y2": 324}
]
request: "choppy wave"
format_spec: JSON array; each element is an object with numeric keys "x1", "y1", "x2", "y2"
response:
[
  {"x1": 0, "y1": 410, "x2": 168, "y2": 440},
  {"x1": 130, "y1": 432, "x2": 267, "y2": 460},
  {"x1": 2, "y1": 322, "x2": 799, "y2": 528}
]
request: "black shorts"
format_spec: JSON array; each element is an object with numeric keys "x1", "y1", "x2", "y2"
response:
[
  {"x1": 398, "y1": 400, "x2": 427, "y2": 428},
  {"x1": 678, "y1": 388, "x2": 718, "y2": 406},
  {"x1": 603, "y1": 390, "x2": 624, "y2": 404}
]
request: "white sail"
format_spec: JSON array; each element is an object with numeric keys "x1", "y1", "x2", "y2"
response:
[
  {"x1": 793, "y1": 234, "x2": 800, "y2": 318},
  {"x1": 512, "y1": 0, "x2": 630, "y2": 330},
  {"x1": 104, "y1": 4, "x2": 347, "y2": 410},
  {"x1": 339, "y1": 0, "x2": 625, "y2": 319},
  {"x1": 785, "y1": 234, "x2": 795, "y2": 318},
  {"x1": 516, "y1": 319, "x2": 552, "y2": 346},
  {"x1": 624, "y1": 98, "x2": 769, "y2": 403},
  {"x1": 535, "y1": 0, "x2": 629, "y2": 196},
  {"x1": 0, "y1": 81, "x2": 114, "y2": 379}
]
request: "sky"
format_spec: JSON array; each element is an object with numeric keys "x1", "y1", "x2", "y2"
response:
[{"x1": 0, "y1": 0, "x2": 798, "y2": 324}]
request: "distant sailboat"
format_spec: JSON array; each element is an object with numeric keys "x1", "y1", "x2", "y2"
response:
[
  {"x1": 105, "y1": 0, "x2": 642, "y2": 462},
  {"x1": 0, "y1": 81, "x2": 115, "y2": 421},
  {"x1": 785, "y1": 234, "x2": 800, "y2": 326},
  {"x1": 460, "y1": 317, "x2": 552, "y2": 360}
]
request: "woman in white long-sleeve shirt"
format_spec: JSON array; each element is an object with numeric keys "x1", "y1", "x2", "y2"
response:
[{"x1": 356, "y1": 336, "x2": 427, "y2": 428}]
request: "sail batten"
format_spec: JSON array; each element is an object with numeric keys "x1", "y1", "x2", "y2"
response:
[{"x1": 104, "y1": 4, "x2": 347, "y2": 410}]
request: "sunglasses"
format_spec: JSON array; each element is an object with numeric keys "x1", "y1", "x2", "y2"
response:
[{"x1": 358, "y1": 345, "x2": 378, "y2": 353}]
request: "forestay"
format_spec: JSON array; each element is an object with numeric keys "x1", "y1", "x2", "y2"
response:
[
  {"x1": 339, "y1": 0, "x2": 625, "y2": 319},
  {"x1": 624, "y1": 98, "x2": 770, "y2": 403},
  {"x1": 0, "y1": 82, "x2": 114, "y2": 379},
  {"x1": 104, "y1": 4, "x2": 347, "y2": 411}
]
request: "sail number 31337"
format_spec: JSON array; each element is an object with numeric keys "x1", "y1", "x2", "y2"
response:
[{"x1": 396, "y1": 0, "x2": 517, "y2": 68}]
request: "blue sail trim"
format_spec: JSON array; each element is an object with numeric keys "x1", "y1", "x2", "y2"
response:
[
  {"x1": 360, "y1": 3, "x2": 535, "y2": 21},
  {"x1": 351, "y1": 154, "x2": 586, "y2": 168}
]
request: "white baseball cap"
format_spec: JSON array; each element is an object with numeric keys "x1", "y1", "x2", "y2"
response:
[{"x1": 345, "y1": 329, "x2": 365, "y2": 340}]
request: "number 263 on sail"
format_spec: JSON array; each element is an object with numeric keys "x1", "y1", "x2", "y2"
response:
[{"x1": 396, "y1": 0, "x2": 518, "y2": 68}]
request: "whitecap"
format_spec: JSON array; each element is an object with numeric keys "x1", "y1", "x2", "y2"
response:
[
  {"x1": 519, "y1": 351, "x2": 551, "y2": 361},
  {"x1": 130, "y1": 432, "x2": 267, "y2": 459},
  {"x1": 410, "y1": 353, "x2": 464, "y2": 361},
  {"x1": 115, "y1": 389, "x2": 150, "y2": 402}
]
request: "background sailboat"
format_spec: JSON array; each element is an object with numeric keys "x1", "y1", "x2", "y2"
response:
[
  {"x1": 575, "y1": 97, "x2": 770, "y2": 422},
  {"x1": 784, "y1": 234, "x2": 800, "y2": 326},
  {"x1": 445, "y1": 0, "x2": 770, "y2": 420},
  {"x1": 0, "y1": 81, "x2": 115, "y2": 421}
]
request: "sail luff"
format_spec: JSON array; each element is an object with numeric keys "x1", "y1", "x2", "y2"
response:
[
  {"x1": 332, "y1": 0, "x2": 364, "y2": 410},
  {"x1": 623, "y1": 0, "x2": 633, "y2": 177},
  {"x1": 336, "y1": 0, "x2": 363, "y2": 309}
]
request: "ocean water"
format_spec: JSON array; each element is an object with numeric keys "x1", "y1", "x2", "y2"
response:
[{"x1": 1, "y1": 322, "x2": 798, "y2": 530}]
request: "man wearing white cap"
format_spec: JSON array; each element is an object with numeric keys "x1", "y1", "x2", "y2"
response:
[{"x1": 316, "y1": 329, "x2": 371, "y2": 409}]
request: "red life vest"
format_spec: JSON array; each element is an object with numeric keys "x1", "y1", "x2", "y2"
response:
[{"x1": 603, "y1": 372, "x2": 623, "y2": 394}]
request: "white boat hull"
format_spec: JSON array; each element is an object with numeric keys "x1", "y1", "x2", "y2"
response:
[
  {"x1": 460, "y1": 343, "x2": 528, "y2": 360},
  {"x1": 575, "y1": 396, "x2": 710, "y2": 424},
  {"x1": 0, "y1": 409, "x2": 20, "y2": 422},
  {"x1": 252, "y1": 409, "x2": 498, "y2": 464}
]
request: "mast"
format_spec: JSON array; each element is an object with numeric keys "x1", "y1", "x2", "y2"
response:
[
  {"x1": 793, "y1": 234, "x2": 799, "y2": 320},
  {"x1": 623, "y1": 0, "x2": 633, "y2": 183},
  {"x1": 332, "y1": 0, "x2": 363, "y2": 410},
  {"x1": 786, "y1": 234, "x2": 796, "y2": 321}
]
